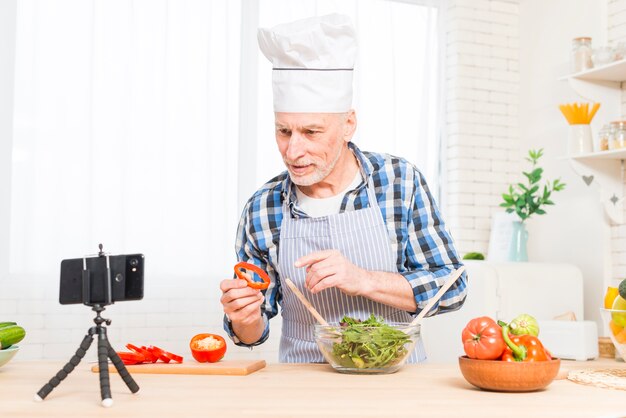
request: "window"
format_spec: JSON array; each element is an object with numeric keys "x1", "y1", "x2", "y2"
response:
[
  {"x1": 10, "y1": 1, "x2": 242, "y2": 276},
  {"x1": 7, "y1": 0, "x2": 442, "y2": 278}
]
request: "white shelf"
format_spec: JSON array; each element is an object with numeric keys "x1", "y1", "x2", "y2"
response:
[
  {"x1": 570, "y1": 149, "x2": 626, "y2": 161},
  {"x1": 560, "y1": 61, "x2": 625, "y2": 225},
  {"x1": 559, "y1": 59, "x2": 626, "y2": 82}
]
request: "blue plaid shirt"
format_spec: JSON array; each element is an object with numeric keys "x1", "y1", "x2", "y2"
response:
[{"x1": 224, "y1": 142, "x2": 467, "y2": 346}]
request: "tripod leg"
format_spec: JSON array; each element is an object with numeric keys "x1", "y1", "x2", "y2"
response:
[
  {"x1": 35, "y1": 334, "x2": 94, "y2": 401},
  {"x1": 107, "y1": 343, "x2": 140, "y2": 393},
  {"x1": 97, "y1": 327, "x2": 113, "y2": 407}
]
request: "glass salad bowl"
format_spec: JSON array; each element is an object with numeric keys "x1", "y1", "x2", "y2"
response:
[
  {"x1": 600, "y1": 308, "x2": 626, "y2": 362},
  {"x1": 314, "y1": 316, "x2": 420, "y2": 374},
  {"x1": 0, "y1": 346, "x2": 20, "y2": 369}
]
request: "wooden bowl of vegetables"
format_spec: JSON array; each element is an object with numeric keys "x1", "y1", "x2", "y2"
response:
[
  {"x1": 314, "y1": 315, "x2": 420, "y2": 374},
  {"x1": 458, "y1": 315, "x2": 560, "y2": 392},
  {"x1": 458, "y1": 356, "x2": 561, "y2": 392}
]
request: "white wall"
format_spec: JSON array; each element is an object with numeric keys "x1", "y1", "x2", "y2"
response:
[
  {"x1": 519, "y1": 0, "x2": 608, "y2": 330},
  {"x1": 0, "y1": 273, "x2": 284, "y2": 362},
  {"x1": 445, "y1": 0, "x2": 626, "y2": 335},
  {"x1": 608, "y1": 0, "x2": 626, "y2": 284},
  {"x1": 444, "y1": 0, "x2": 522, "y2": 255},
  {"x1": 0, "y1": 0, "x2": 16, "y2": 278}
]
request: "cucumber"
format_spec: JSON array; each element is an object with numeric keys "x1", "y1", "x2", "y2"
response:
[
  {"x1": 0, "y1": 325, "x2": 26, "y2": 349},
  {"x1": 462, "y1": 252, "x2": 485, "y2": 260},
  {"x1": 0, "y1": 322, "x2": 17, "y2": 329}
]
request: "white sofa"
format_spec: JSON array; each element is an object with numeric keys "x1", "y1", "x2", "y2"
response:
[{"x1": 420, "y1": 261, "x2": 586, "y2": 363}]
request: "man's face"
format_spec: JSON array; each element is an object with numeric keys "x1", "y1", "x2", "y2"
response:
[{"x1": 275, "y1": 112, "x2": 353, "y2": 186}]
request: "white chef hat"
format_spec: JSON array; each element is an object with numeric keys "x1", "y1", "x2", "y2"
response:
[{"x1": 257, "y1": 14, "x2": 357, "y2": 113}]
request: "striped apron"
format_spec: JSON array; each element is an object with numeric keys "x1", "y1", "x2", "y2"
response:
[{"x1": 277, "y1": 175, "x2": 426, "y2": 363}]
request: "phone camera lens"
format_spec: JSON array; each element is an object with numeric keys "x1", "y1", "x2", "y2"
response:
[{"x1": 129, "y1": 258, "x2": 138, "y2": 268}]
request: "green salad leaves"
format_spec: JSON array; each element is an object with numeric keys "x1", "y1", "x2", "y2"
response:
[{"x1": 331, "y1": 315, "x2": 412, "y2": 369}]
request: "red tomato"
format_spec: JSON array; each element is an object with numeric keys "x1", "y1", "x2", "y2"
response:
[
  {"x1": 189, "y1": 334, "x2": 227, "y2": 363},
  {"x1": 461, "y1": 316, "x2": 506, "y2": 360}
]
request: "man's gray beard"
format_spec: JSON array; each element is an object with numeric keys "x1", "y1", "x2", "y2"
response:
[{"x1": 287, "y1": 145, "x2": 343, "y2": 187}]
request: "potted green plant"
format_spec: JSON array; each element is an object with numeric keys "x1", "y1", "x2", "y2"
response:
[{"x1": 500, "y1": 149, "x2": 566, "y2": 261}]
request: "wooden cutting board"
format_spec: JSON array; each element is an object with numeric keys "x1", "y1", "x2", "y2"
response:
[{"x1": 91, "y1": 359, "x2": 266, "y2": 376}]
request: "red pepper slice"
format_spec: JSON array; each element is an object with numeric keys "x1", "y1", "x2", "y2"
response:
[
  {"x1": 234, "y1": 262, "x2": 270, "y2": 290},
  {"x1": 190, "y1": 334, "x2": 227, "y2": 363},
  {"x1": 141, "y1": 345, "x2": 160, "y2": 363},
  {"x1": 162, "y1": 349, "x2": 183, "y2": 363},
  {"x1": 124, "y1": 343, "x2": 184, "y2": 364},
  {"x1": 141, "y1": 345, "x2": 184, "y2": 363},
  {"x1": 116, "y1": 351, "x2": 145, "y2": 365},
  {"x1": 140, "y1": 345, "x2": 166, "y2": 363},
  {"x1": 127, "y1": 343, "x2": 156, "y2": 363},
  {"x1": 143, "y1": 345, "x2": 165, "y2": 362}
]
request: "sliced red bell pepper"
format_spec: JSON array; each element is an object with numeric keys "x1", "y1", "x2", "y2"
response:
[
  {"x1": 127, "y1": 343, "x2": 157, "y2": 363},
  {"x1": 143, "y1": 345, "x2": 163, "y2": 362},
  {"x1": 190, "y1": 334, "x2": 227, "y2": 363},
  {"x1": 138, "y1": 345, "x2": 159, "y2": 363},
  {"x1": 120, "y1": 343, "x2": 184, "y2": 365},
  {"x1": 140, "y1": 345, "x2": 168, "y2": 363},
  {"x1": 116, "y1": 351, "x2": 145, "y2": 365},
  {"x1": 234, "y1": 262, "x2": 270, "y2": 290},
  {"x1": 161, "y1": 348, "x2": 183, "y2": 363}
]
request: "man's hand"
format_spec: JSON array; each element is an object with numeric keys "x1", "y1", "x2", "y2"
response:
[
  {"x1": 220, "y1": 274, "x2": 264, "y2": 328},
  {"x1": 294, "y1": 249, "x2": 370, "y2": 295}
]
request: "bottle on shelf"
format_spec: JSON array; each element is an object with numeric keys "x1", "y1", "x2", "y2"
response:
[
  {"x1": 597, "y1": 124, "x2": 611, "y2": 151},
  {"x1": 571, "y1": 37, "x2": 594, "y2": 73},
  {"x1": 609, "y1": 121, "x2": 626, "y2": 150}
]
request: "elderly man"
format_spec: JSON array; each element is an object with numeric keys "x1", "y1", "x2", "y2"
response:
[{"x1": 220, "y1": 14, "x2": 467, "y2": 363}]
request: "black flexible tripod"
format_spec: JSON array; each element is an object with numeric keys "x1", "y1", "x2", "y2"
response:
[{"x1": 35, "y1": 246, "x2": 139, "y2": 407}]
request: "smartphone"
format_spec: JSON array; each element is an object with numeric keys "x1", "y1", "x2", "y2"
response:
[{"x1": 59, "y1": 254, "x2": 144, "y2": 305}]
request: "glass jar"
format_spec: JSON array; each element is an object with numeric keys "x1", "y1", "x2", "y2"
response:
[
  {"x1": 610, "y1": 121, "x2": 626, "y2": 150},
  {"x1": 592, "y1": 46, "x2": 614, "y2": 67},
  {"x1": 571, "y1": 37, "x2": 593, "y2": 73},
  {"x1": 614, "y1": 42, "x2": 626, "y2": 61},
  {"x1": 597, "y1": 124, "x2": 611, "y2": 151}
]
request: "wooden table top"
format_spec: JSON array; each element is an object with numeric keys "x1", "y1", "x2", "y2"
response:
[{"x1": 1, "y1": 359, "x2": 625, "y2": 417}]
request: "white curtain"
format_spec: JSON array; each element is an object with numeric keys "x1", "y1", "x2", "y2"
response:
[
  {"x1": 11, "y1": 0, "x2": 241, "y2": 276},
  {"x1": 9, "y1": 0, "x2": 441, "y2": 277}
]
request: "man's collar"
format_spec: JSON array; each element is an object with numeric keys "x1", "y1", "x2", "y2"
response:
[{"x1": 348, "y1": 142, "x2": 373, "y2": 179}]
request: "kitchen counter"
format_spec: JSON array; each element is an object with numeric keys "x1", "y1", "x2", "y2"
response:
[{"x1": 1, "y1": 359, "x2": 625, "y2": 417}]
